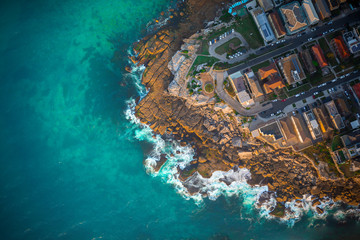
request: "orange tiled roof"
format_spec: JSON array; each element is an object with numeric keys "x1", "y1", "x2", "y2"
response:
[
  {"x1": 263, "y1": 74, "x2": 285, "y2": 94},
  {"x1": 333, "y1": 36, "x2": 350, "y2": 59},
  {"x1": 258, "y1": 63, "x2": 278, "y2": 80},
  {"x1": 311, "y1": 44, "x2": 328, "y2": 68}
]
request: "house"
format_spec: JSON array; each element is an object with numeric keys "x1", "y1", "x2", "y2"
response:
[
  {"x1": 313, "y1": 106, "x2": 333, "y2": 133},
  {"x1": 253, "y1": 9, "x2": 276, "y2": 42},
  {"x1": 244, "y1": 70, "x2": 264, "y2": 101},
  {"x1": 325, "y1": 100, "x2": 345, "y2": 130},
  {"x1": 312, "y1": 44, "x2": 328, "y2": 68},
  {"x1": 291, "y1": 115, "x2": 312, "y2": 143},
  {"x1": 259, "y1": 122, "x2": 283, "y2": 141},
  {"x1": 303, "y1": 111, "x2": 322, "y2": 139},
  {"x1": 257, "y1": 62, "x2": 286, "y2": 94},
  {"x1": 257, "y1": 0, "x2": 274, "y2": 12},
  {"x1": 300, "y1": 49, "x2": 317, "y2": 74},
  {"x1": 280, "y1": 1, "x2": 308, "y2": 35},
  {"x1": 314, "y1": 0, "x2": 331, "y2": 20},
  {"x1": 353, "y1": 83, "x2": 360, "y2": 100},
  {"x1": 341, "y1": 130, "x2": 360, "y2": 159},
  {"x1": 268, "y1": 11, "x2": 287, "y2": 39},
  {"x1": 228, "y1": 71, "x2": 255, "y2": 107},
  {"x1": 302, "y1": 0, "x2": 320, "y2": 25},
  {"x1": 331, "y1": 35, "x2": 351, "y2": 60},
  {"x1": 279, "y1": 117, "x2": 298, "y2": 145},
  {"x1": 327, "y1": 0, "x2": 340, "y2": 11},
  {"x1": 351, "y1": 119, "x2": 360, "y2": 129},
  {"x1": 343, "y1": 29, "x2": 360, "y2": 54},
  {"x1": 278, "y1": 54, "x2": 306, "y2": 85}
]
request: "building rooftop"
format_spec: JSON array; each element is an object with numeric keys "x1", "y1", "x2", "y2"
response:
[
  {"x1": 304, "y1": 111, "x2": 322, "y2": 139},
  {"x1": 327, "y1": 0, "x2": 340, "y2": 11},
  {"x1": 341, "y1": 131, "x2": 360, "y2": 148},
  {"x1": 343, "y1": 30, "x2": 360, "y2": 54},
  {"x1": 353, "y1": 83, "x2": 360, "y2": 99},
  {"x1": 312, "y1": 44, "x2": 328, "y2": 68},
  {"x1": 280, "y1": 2, "x2": 308, "y2": 34},
  {"x1": 279, "y1": 54, "x2": 306, "y2": 85},
  {"x1": 302, "y1": 0, "x2": 320, "y2": 25},
  {"x1": 314, "y1": 0, "x2": 331, "y2": 20},
  {"x1": 268, "y1": 11, "x2": 286, "y2": 39},
  {"x1": 291, "y1": 115, "x2": 312, "y2": 143},
  {"x1": 245, "y1": 70, "x2": 264, "y2": 99},
  {"x1": 258, "y1": 0, "x2": 274, "y2": 12},
  {"x1": 259, "y1": 122, "x2": 283, "y2": 141},
  {"x1": 279, "y1": 117, "x2": 298, "y2": 144},
  {"x1": 331, "y1": 35, "x2": 351, "y2": 60},
  {"x1": 254, "y1": 10, "x2": 276, "y2": 42},
  {"x1": 258, "y1": 63, "x2": 279, "y2": 80},
  {"x1": 300, "y1": 49, "x2": 317, "y2": 74},
  {"x1": 313, "y1": 107, "x2": 333, "y2": 133},
  {"x1": 263, "y1": 74, "x2": 286, "y2": 94}
]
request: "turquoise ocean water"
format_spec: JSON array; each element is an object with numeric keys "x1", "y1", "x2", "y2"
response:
[{"x1": 1, "y1": 0, "x2": 360, "y2": 239}]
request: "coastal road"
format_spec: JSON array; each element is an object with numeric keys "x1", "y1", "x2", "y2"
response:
[
  {"x1": 227, "y1": 10, "x2": 360, "y2": 75},
  {"x1": 258, "y1": 71, "x2": 360, "y2": 118}
]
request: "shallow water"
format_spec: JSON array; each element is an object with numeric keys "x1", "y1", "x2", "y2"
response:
[{"x1": 1, "y1": 0, "x2": 360, "y2": 239}]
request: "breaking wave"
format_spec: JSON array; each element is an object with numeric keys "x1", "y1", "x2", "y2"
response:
[{"x1": 124, "y1": 49, "x2": 360, "y2": 227}]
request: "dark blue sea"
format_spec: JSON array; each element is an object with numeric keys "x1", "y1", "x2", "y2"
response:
[{"x1": 1, "y1": 0, "x2": 360, "y2": 239}]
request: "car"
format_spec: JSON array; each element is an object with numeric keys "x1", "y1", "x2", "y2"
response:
[
  {"x1": 327, "y1": 21, "x2": 333, "y2": 25},
  {"x1": 281, "y1": 39, "x2": 285, "y2": 43},
  {"x1": 308, "y1": 37, "x2": 313, "y2": 41},
  {"x1": 292, "y1": 111, "x2": 296, "y2": 115},
  {"x1": 270, "y1": 113, "x2": 274, "y2": 116},
  {"x1": 345, "y1": 73, "x2": 350, "y2": 77},
  {"x1": 311, "y1": 28, "x2": 316, "y2": 32},
  {"x1": 297, "y1": 34, "x2": 301, "y2": 37},
  {"x1": 277, "y1": 110, "x2": 282, "y2": 114},
  {"x1": 301, "y1": 92, "x2": 305, "y2": 95},
  {"x1": 329, "y1": 28, "x2": 335, "y2": 32},
  {"x1": 354, "y1": 70, "x2": 359, "y2": 74},
  {"x1": 276, "y1": 41, "x2": 280, "y2": 44},
  {"x1": 281, "y1": 99, "x2": 286, "y2": 102},
  {"x1": 272, "y1": 99, "x2": 278, "y2": 102},
  {"x1": 271, "y1": 43, "x2": 274, "y2": 46},
  {"x1": 357, "y1": 113, "x2": 360, "y2": 119},
  {"x1": 329, "y1": 88, "x2": 333, "y2": 93},
  {"x1": 322, "y1": 31, "x2": 328, "y2": 35},
  {"x1": 295, "y1": 94, "x2": 300, "y2": 97},
  {"x1": 331, "y1": 79, "x2": 336, "y2": 82},
  {"x1": 313, "y1": 91, "x2": 319, "y2": 95},
  {"x1": 340, "y1": 75, "x2": 345, "y2": 79}
]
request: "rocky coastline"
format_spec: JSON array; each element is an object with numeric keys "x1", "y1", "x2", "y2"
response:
[{"x1": 131, "y1": 0, "x2": 360, "y2": 218}]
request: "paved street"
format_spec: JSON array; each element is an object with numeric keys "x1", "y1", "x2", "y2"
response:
[
  {"x1": 227, "y1": 10, "x2": 360, "y2": 75},
  {"x1": 259, "y1": 71, "x2": 360, "y2": 118}
]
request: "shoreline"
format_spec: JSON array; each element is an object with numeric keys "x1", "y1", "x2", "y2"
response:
[{"x1": 129, "y1": 0, "x2": 360, "y2": 220}]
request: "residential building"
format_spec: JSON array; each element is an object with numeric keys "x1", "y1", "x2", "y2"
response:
[
  {"x1": 253, "y1": 9, "x2": 276, "y2": 42},
  {"x1": 291, "y1": 115, "x2": 312, "y2": 143},
  {"x1": 343, "y1": 29, "x2": 360, "y2": 54},
  {"x1": 312, "y1": 44, "x2": 328, "y2": 68},
  {"x1": 325, "y1": 100, "x2": 345, "y2": 130},
  {"x1": 341, "y1": 131, "x2": 360, "y2": 159},
  {"x1": 257, "y1": 62, "x2": 285, "y2": 94},
  {"x1": 279, "y1": 2, "x2": 308, "y2": 35},
  {"x1": 228, "y1": 71, "x2": 255, "y2": 107},
  {"x1": 279, "y1": 117, "x2": 298, "y2": 145},
  {"x1": 353, "y1": 83, "x2": 360, "y2": 99},
  {"x1": 313, "y1": 106, "x2": 333, "y2": 133},
  {"x1": 331, "y1": 35, "x2": 351, "y2": 60},
  {"x1": 268, "y1": 11, "x2": 286, "y2": 39},
  {"x1": 259, "y1": 122, "x2": 283, "y2": 141},
  {"x1": 300, "y1": 49, "x2": 317, "y2": 74},
  {"x1": 327, "y1": 0, "x2": 340, "y2": 11},
  {"x1": 257, "y1": 0, "x2": 274, "y2": 12},
  {"x1": 302, "y1": 0, "x2": 320, "y2": 25},
  {"x1": 303, "y1": 111, "x2": 322, "y2": 139},
  {"x1": 278, "y1": 54, "x2": 306, "y2": 85},
  {"x1": 335, "y1": 98, "x2": 350, "y2": 117},
  {"x1": 314, "y1": 0, "x2": 331, "y2": 20},
  {"x1": 244, "y1": 70, "x2": 264, "y2": 101},
  {"x1": 351, "y1": 119, "x2": 360, "y2": 129}
]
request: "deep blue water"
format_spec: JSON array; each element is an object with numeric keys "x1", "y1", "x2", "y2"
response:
[{"x1": 1, "y1": 0, "x2": 360, "y2": 239}]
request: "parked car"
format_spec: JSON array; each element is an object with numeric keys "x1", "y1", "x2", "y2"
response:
[
  {"x1": 301, "y1": 92, "x2": 305, "y2": 95},
  {"x1": 295, "y1": 94, "x2": 300, "y2": 97},
  {"x1": 281, "y1": 99, "x2": 286, "y2": 102},
  {"x1": 331, "y1": 79, "x2": 336, "y2": 82}
]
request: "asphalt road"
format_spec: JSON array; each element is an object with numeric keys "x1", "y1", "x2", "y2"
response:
[
  {"x1": 227, "y1": 10, "x2": 360, "y2": 75},
  {"x1": 258, "y1": 71, "x2": 360, "y2": 118}
]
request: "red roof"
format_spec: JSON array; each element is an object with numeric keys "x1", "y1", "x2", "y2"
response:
[
  {"x1": 332, "y1": 36, "x2": 350, "y2": 60},
  {"x1": 312, "y1": 44, "x2": 328, "y2": 68},
  {"x1": 353, "y1": 83, "x2": 360, "y2": 99}
]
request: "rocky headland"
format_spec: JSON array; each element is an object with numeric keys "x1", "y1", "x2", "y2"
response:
[{"x1": 131, "y1": 0, "x2": 360, "y2": 217}]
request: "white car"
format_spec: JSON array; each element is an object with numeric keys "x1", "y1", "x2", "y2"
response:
[
  {"x1": 345, "y1": 73, "x2": 350, "y2": 77},
  {"x1": 340, "y1": 75, "x2": 345, "y2": 79},
  {"x1": 308, "y1": 37, "x2": 313, "y2": 41},
  {"x1": 295, "y1": 94, "x2": 300, "y2": 97},
  {"x1": 331, "y1": 79, "x2": 336, "y2": 82},
  {"x1": 301, "y1": 92, "x2": 305, "y2": 95},
  {"x1": 272, "y1": 99, "x2": 278, "y2": 102},
  {"x1": 313, "y1": 91, "x2": 319, "y2": 95},
  {"x1": 271, "y1": 113, "x2": 274, "y2": 116}
]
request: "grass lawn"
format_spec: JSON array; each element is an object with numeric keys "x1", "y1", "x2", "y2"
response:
[
  {"x1": 286, "y1": 84, "x2": 311, "y2": 96},
  {"x1": 308, "y1": 71, "x2": 335, "y2": 86},
  {"x1": 318, "y1": 38, "x2": 330, "y2": 53},
  {"x1": 215, "y1": 37, "x2": 242, "y2": 55},
  {"x1": 251, "y1": 60, "x2": 271, "y2": 73},
  {"x1": 189, "y1": 56, "x2": 219, "y2": 75},
  {"x1": 233, "y1": 14, "x2": 264, "y2": 49},
  {"x1": 214, "y1": 60, "x2": 245, "y2": 70},
  {"x1": 199, "y1": 40, "x2": 210, "y2": 55}
]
